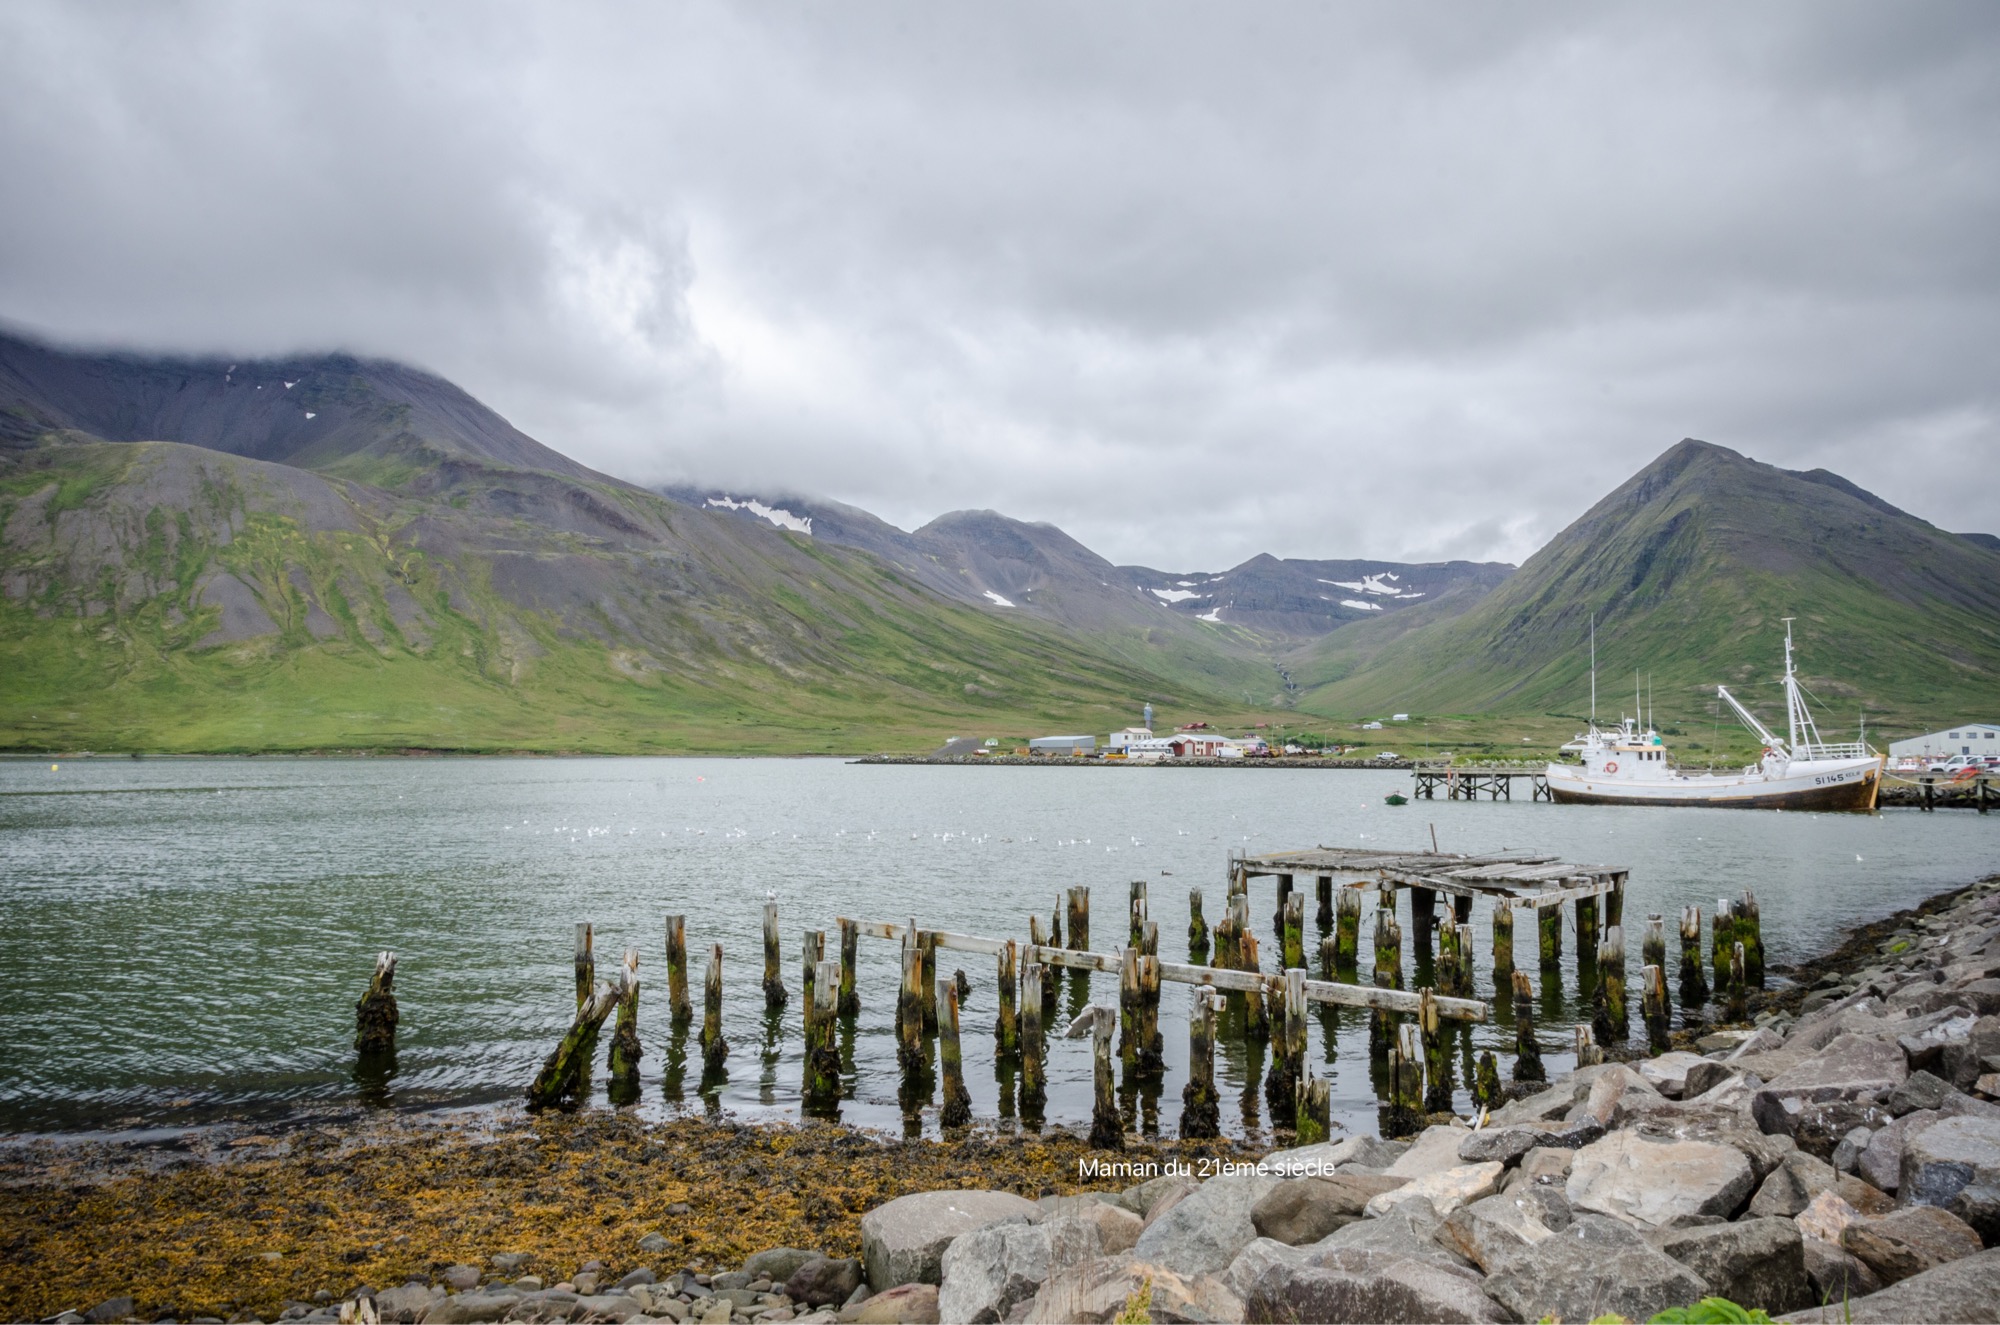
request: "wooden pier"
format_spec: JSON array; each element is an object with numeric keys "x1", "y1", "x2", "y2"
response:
[{"x1": 1410, "y1": 761, "x2": 1551, "y2": 801}]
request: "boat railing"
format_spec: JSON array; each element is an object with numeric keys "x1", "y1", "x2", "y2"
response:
[{"x1": 1797, "y1": 741, "x2": 1873, "y2": 760}]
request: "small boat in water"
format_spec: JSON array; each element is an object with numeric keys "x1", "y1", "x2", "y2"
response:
[{"x1": 1545, "y1": 622, "x2": 1882, "y2": 811}]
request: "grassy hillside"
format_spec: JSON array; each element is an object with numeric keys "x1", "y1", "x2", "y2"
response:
[
  {"x1": 0, "y1": 438, "x2": 1283, "y2": 753},
  {"x1": 1290, "y1": 440, "x2": 2000, "y2": 744}
]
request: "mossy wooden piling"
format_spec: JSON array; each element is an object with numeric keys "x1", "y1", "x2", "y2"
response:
[
  {"x1": 1510, "y1": 969, "x2": 1544, "y2": 1081},
  {"x1": 1539, "y1": 903, "x2": 1562, "y2": 967},
  {"x1": 1187, "y1": 888, "x2": 1209, "y2": 958},
  {"x1": 1281, "y1": 890, "x2": 1306, "y2": 971},
  {"x1": 700, "y1": 943, "x2": 728, "y2": 1072},
  {"x1": 805, "y1": 958, "x2": 840, "y2": 1108},
  {"x1": 1409, "y1": 885, "x2": 1436, "y2": 955},
  {"x1": 664, "y1": 915, "x2": 692, "y2": 1026},
  {"x1": 1118, "y1": 948, "x2": 1142, "y2": 1075},
  {"x1": 1239, "y1": 927, "x2": 1269, "y2": 1042},
  {"x1": 1712, "y1": 899, "x2": 1735, "y2": 994},
  {"x1": 1472, "y1": 1051, "x2": 1501, "y2": 1111},
  {"x1": 1642, "y1": 963, "x2": 1671, "y2": 1054},
  {"x1": 1273, "y1": 872, "x2": 1293, "y2": 937},
  {"x1": 801, "y1": 929, "x2": 824, "y2": 1016},
  {"x1": 1420, "y1": 987, "x2": 1452, "y2": 1113},
  {"x1": 1129, "y1": 880, "x2": 1149, "y2": 950},
  {"x1": 1020, "y1": 962, "x2": 1047, "y2": 1113},
  {"x1": 761, "y1": 902, "x2": 786, "y2": 1009},
  {"x1": 1727, "y1": 941, "x2": 1748, "y2": 1022},
  {"x1": 575, "y1": 923, "x2": 594, "y2": 1011},
  {"x1": 1679, "y1": 905, "x2": 1709, "y2": 1007},
  {"x1": 354, "y1": 951, "x2": 398, "y2": 1055},
  {"x1": 1048, "y1": 897, "x2": 1063, "y2": 949},
  {"x1": 1386, "y1": 1022, "x2": 1424, "y2": 1137},
  {"x1": 528, "y1": 970, "x2": 622, "y2": 1111},
  {"x1": 1296, "y1": 1070, "x2": 1330, "y2": 1144},
  {"x1": 1642, "y1": 914, "x2": 1667, "y2": 976},
  {"x1": 996, "y1": 939, "x2": 1019, "y2": 1053},
  {"x1": 918, "y1": 929, "x2": 939, "y2": 1034},
  {"x1": 837, "y1": 917, "x2": 860, "y2": 1017},
  {"x1": 1029, "y1": 916, "x2": 1059, "y2": 1020},
  {"x1": 1593, "y1": 927, "x2": 1626, "y2": 1046},
  {"x1": 1491, "y1": 902, "x2": 1514, "y2": 978},
  {"x1": 1179, "y1": 990, "x2": 1222, "y2": 1138},
  {"x1": 1371, "y1": 907, "x2": 1403, "y2": 1056},
  {"x1": 1318, "y1": 934, "x2": 1337, "y2": 980},
  {"x1": 1738, "y1": 889, "x2": 1764, "y2": 988},
  {"x1": 1083, "y1": 1006, "x2": 1122, "y2": 1150},
  {"x1": 1138, "y1": 949, "x2": 1163, "y2": 1074},
  {"x1": 607, "y1": 948, "x2": 642, "y2": 1106},
  {"x1": 1066, "y1": 886, "x2": 1091, "y2": 952},
  {"x1": 896, "y1": 931, "x2": 924, "y2": 1075},
  {"x1": 1315, "y1": 874, "x2": 1334, "y2": 930},
  {"x1": 1262, "y1": 973, "x2": 1294, "y2": 1125},
  {"x1": 1576, "y1": 895, "x2": 1599, "y2": 962},
  {"x1": 1574, "y1": 1022, "x2": 1603, "y2": 1068},
  {"x1": 938, "y1": 979, "x2": 972, "y2": 1128},
  {"x1": 1334, "y1": 887, "x2": 1362, "y2": 974}
]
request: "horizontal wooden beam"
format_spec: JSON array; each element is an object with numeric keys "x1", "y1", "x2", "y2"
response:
[{"x1": 845, "y1": 918, "x2": 1486, "y2": 1022}]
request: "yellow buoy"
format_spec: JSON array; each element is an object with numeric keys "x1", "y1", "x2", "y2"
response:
[{"x1": 51, "y1": 764, "x2": 58, "y2": 771}]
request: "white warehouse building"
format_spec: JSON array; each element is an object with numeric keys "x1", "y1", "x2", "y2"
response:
[{"x1": 1889, "y1": 723, "x2": 2000, "y2": 761}]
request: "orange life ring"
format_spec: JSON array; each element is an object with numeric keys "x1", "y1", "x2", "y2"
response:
[{"x1": 1604, "y1": 760, "x2": 1619, "y2": 774}]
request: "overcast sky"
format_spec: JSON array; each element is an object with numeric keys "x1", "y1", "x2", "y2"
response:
[{"x1": 2, "y1": 4, "x2": 1996, "y2": 569}]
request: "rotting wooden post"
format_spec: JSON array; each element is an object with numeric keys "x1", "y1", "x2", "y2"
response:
[
  {"x1": 1130, "y1": 880, "x2": 1148, "y2": 950},
  {"x1": 1118, "y1": 947, "x2": 1142, "y2": 1075},
  {"x1": 1316, "y1": 875, "x2": 1334, "y2": 930},
  {"x1": 1284, "y1": 968, "x2": 1309, "y2": 1119},
  {"x1": 1085, "y1": 1007, "x2": 1122, "y2": 1150},
  {"x1": 528, "y1": 975, "x2": 622, "y2": 1111},
  {"x1": 1472, "y1": 1051, "x2": 1501, "y2": 1111},
  {"x1": 1142, "y1": 918, "x2": 1159, "y2": 958},
  {"x1": 1420, "y1": 987, "x2": 1452, "y2": 1114},
  {"x1": 1214, "y1": 893, "x2": 1241, "y2": 971},
  {"x1": 996, "y1": 939, "x2": 1019, "y2": 1054},
  {"x1": 1296, "y1": 1070, "x2": 1330, "y2": 1146},
  {"x1": 1282, "y1": 891, "x2": 1306, "y2": 972},
  {"x1": 1492, "y1": 901, "x2": 1515, "y2": 979},
  {"x1": 837, "y1": 917, "x2": 860, "y2": 1017},
  {"x1": 1727, "y1": 942, "x2": 1748, "y2": 1022},
  {"x1": 1067, "y1": 886, "x2": 1091, "y2": 952},
  {"x1": 575, "y1": 922, "x2": 595, "y2": 1011},
  {"x1": 1371, "y1": 908, "x2": 1403, "y2": 1057},
  {"x1": 1738, "y1": 890, "x2": 1764, "y2": 988},
  {"x1": 1594, "y1": 927, "x2": 1626, "y2": 1045},
  {"x1": 1511, "y1": 969, "x2": 1545, "y2": 1082},
  {"x1": 1606, "y1": 875, "x2": 1626, "y2": 930},
  {"x1": 762, "y1": 902, "x2": 786, "y2": 1009},
  {"x1": 1576, "y1": 895, "x2": 1599, "y2": 964},
  {"x1": 806, "y1": 958, "x2": 840, "y2": 1107},
  {"x1": 1454, "y1": 894, "x2": 1473, "y2": 926},
  {"x1": 355, "y1": 951, "x2": 399, "y2": 1055},
  {"x1": 1240, "y1": 930, "x2": 1269, "y2": 1043},
  {"x1": 665, "y1": 916, "x2": 693, "y2": 1027},
  {"x1": 1263, "y1": 974, "x2": 1297, "y2": 1126},
  {"x1": 1049, "y1": 898, "x2": 1064, "y2": 949},
  {"x1": 939, "y1": 979, "x2": 972, "y2": 1128},
  {"x1": 1020, "y1": 962, "x2": 1047, "y2": 1113},
  {"x1": 1274, "y1": 873, "x2": 1293, "y2": 937},
  {"x1": 1642, "y1": 915, "x2": 1667, "y2": 976},
  {"x1": 919, "y1": 929, "x2": 939, "y2": 1035},
  {"x1": 1409, "y1": 886, "x2": 1436, "y2": 955},
  {"x1": 1575, "y1": 1022, "x2": 1604, "y2": 1068},
  {"x1": 607, "y1": 948, "x2": 642, "y2": 1106},
  {"x1": 1188, "y1": 888, "x2": 1210, "y2": 959},
  {"x1": 1387, "y1": 1023, "x2": 1425, "y2": 1138},
  {"x1": 1029, "y1": 915, "x2": 1059, "y2": 1020},
  {"x1": 1538, "y1": 902, "x2": 1562, "y2": 967},
  {"x1": 1679, "y1": 905, "x2": 1709, "y2": 1008},
  {"x1": 1335, "y1": 888, "x2": 1362, "y2": 974},
  {"x1": 1138, "y1": 949, "x2": 1163, "y2": 1074},
  {"x1": 1712, "y1": 899, "x2": 1735, "y2": 995},
  {"x1": 700, "y1": 943, "x2": 728, "y2": 1072},
  {"x1": 1642, "y1": 963, "x2": 1671, "y2": 1055},
  {"x1": 896, "y1": 933, "x2": 924, "y2": 1075},
  {"x1": 801, "y1": 929, "x2": 824, "y2": 1026},
  {"x1": 1318, "y1": 934, "x2": 1337, "y2": 981},
  {"x1": 1180, "y1": 990, "x2": 1222, "y2": 1138}
]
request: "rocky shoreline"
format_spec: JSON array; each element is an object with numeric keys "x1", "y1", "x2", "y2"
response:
[{"x1": 9, "y1": 876, "x2": 1999, "y2": 1325}]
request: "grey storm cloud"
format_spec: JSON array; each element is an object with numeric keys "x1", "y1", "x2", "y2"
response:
[{"x1": 1, "y1": 2, "x2": 1996, "y2": 570}]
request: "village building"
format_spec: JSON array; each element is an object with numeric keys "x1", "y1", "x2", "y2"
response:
[{"x1": 1889, "y1": 723, "x2": 2000, "y2": 762}]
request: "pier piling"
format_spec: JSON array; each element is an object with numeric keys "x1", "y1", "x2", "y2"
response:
[
  {"x1": 1712, "y1": 899, "x2": 1734, "y2": 995},
  {"x1": 1538, "y1": 903, "x2": 1562, "y2": 967},
  {"x1": 1282, "y1": 891, "x2": 1306, "y2": 972},
  {"x1": 1575, "y1": 1023, "x2": 1603, "y2": 1068},
  {"x1": 762, "y1": 902, "x2": 786, "y2": 1009},
  {"x1": 805, "y1": 958, "x2": 840, "y2": 1108},
  {"x1": 1296, "y1": 1070, "x2": 1330, "y2": 1145},
  {"x1": 1188, "y1": 888, "x2": 1209, "y2": 959},
  {"x1": 1274, "y1": 873, "x2": 1293, "y2": 937},
  {"x1": 1387, "y1": 1023, "x2": 1425, "y2": 1137},
  {"x1": 1335, "y1": 888, "x2": 1362, "y2": 974},
  {"x1": 1409, "y1": 886, "x2": 1436, "y2": 955},
  {"x1": 1316, "y1": 875, "x2": 1334, "y2": 930},
  {"x1": 1642, "y1": 915, "x2": 1667, "y2": 977},
  {"x1": 996, "y1": 939, "x2": 1019, "y2": 1054},
  {"x1": 1318, "y1": 934, "x2": 1337, "y2": 980},
  {"x1": 801, "y1": 929, "x2": 824, "y2": 1017},
  {"x1": 1727, "y1": 942, "x2": 1748, "y2": 1022},
  {"x1": 1679, "y1": 905, "x2": 1709, "y2": 1008},
  {"x1": 1642, "y1": 963, "x2": 1671, "y2": 1054},
  {"x1": 1049, "y1": 898, "x2": 1063, "y2": 949},
  {"x1": 576, "y1": 923, "x2": 595, "y2": 1011},
  {"x1": 528, "y1": 970, "x2": 622, "y2": 1111},
  {"x1": 1083, "y1": 1007, "x2": 1122, "y2": 1150},
  {"x1": 607, "y1": 948, "x2": 642, "y2": 1106},
  {"x1": 1593, "y1": 927, "x2": 1627, "y2": 1046},
  {"x1": 1738, "y1": 890, "x2": 1764, "y2": 988},
  {"x1": 1020, "y1": 962, "x2": 1047, "y2": 1114},
  {"x1": 1510, "y1": 970, "x2": 1544, "y2": 1082},
  {"x1": 1371, "y1": 907, "x2": 1404, "y2": 1056},
  {"x1": 1138, "y1": 950, "x2": 1163, "y2": 1074},
  {"x1": 1130, "y1": 880, "x2": 1148, "y2": 950},
  {"x1": 1576, "y1": 895, "x2": 1599, "y2": 961},
  {"x1": 1180, "y1": 991, "x2": 1222, "y2": 1138},
  {"x1": 354, "y1": 951, "x2": 399, "y2": 1056},
  {"x1": 896, "y1": 932, "x2": 924, "y2": 1074},
  {"x1": 939, "y1": 979, "x2": 972, "y2": 1128},
  {"x1": 1239, "y1": 929, "x2": 1269, "y2": 1042},
  {"x1": 700, "y1": 943, "x2": 728, "y2": 1072},
  {"x1": 1067, "y1": 886, "x2": 1091, "y2": 952},
  {"x1": 1492, "y1": 902, "x2": 1514, "y2": 979},
  {"x1": 919, "y1": 930, "x2": 939, "y2": 1034},
  {"x1": 665, "y1": 916, "x2": 692, "y2": 1026},
  {"x1": 1119, "y1": 948, "x2": 1142, "y2": 1075},
  {"x1": 838, "y1": 917, "x2": 860, "y2": 1017},
  {"x1": 1420, "y1": 987, "x2": 1453, "y2": 1114}
]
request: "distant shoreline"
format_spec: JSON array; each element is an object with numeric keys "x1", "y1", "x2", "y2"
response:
[{"x1": 849, "y1": 754, "x2": 1416, "y2": 769}]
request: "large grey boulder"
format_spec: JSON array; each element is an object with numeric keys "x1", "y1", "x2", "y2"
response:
[
  {"x1": 1776, "y1": 1246, "x2": 2000, "y2": 1322},
  {"x1": 1748, "y1": 1149, "x2": 1894, "y2": 1218},
  {"x1": 375, "y1": 1285, "x2": 446, "y2": 1323},
  {"x1": 1221, "y1": 1238, "x2": 1305, "y2": 1301},
  {"x1": 859, "y1": 1189, "x2": 1040, "y2": 1289},
  {"x1": 1567, "y1": 1130, "x2": 1755, "y2": 1228},
  {"x1": 1022, "y1": 1254, "x2": 1243, "y2": 1324},
  {"x1": 1488, "y1": 1081, "x2": 1573, "y2": 1127},
  {"x1": 1754, "y1": 1035, "x2": 1910, "y2": 1137},
  {"x1": 416, "y1": 1289, "x2": 518, "y2": 1325},
  {"x1": 1799, "y1": 1233, "x2": 1881, "y2": 1304},
  {"x1": 1384, "y1": 1124, "x2": 1475, "y2": 1179},
  {"x1": 1841, "y1": 1206, "x2": 1984, "y2": 1286},
  {"x1": 1650, "y1": 1216, "x2": 1813, "y2": 1316},
  {"x1": 744, "y1": 1248, "x2": 823, "y2": 1283},
  {"x1": 938, "y1": 1215, "x2": 1100, "y2": 1325},
  {"x1": 1859, "y1": 1108, "x2": 1938, "y2": 1193},
  {"x1": 1249, "y1": 1173, "x2": 1403, "y2": 1245},
  {"x1": 1639, "y1": 1052, "x2": 1717, "y2": 1099},
  {"x1": 787, "y1": 1257, "x2": 864, "y2": 1308},
  {"x1": 1039, "y1": 1196, "x2": 1143, "y2": 1253},
  {"x1": 1902, "y1": 1112, "x2": 2000, "y2": 1242},
  {"x1": 1364, "y1": 1162, "x2": 1503, "y2": 1219},
  {"x1": 1318, "y1": 1199, "x2": 1475, "y2": 1272},
  {"x1": 1131, "y1": 1172, "x2": 1281, "y2": 1276},
  {"x1": 1243, "y1": 1251, "x2": 1509, "y2": 1324},
  {"x1": 1481, "y1": 1217, "x2": 1707, "y2": 1323},
  {"x1": 1263, "y1": 1133, "x2": 1405, "y2": 1176},
  {"x1": 1437, "y1": 1188, "x2": 1572, "y2": 1272}
]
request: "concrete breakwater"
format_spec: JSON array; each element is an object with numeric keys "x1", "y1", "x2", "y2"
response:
[{"x1": 14, "y1": 875, "x2": 1999, "y2": 1325}]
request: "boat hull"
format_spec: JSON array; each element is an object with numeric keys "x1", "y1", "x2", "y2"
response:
[{"x1": 1545, "y1": 759, "x2": 1881, "y2": 811}]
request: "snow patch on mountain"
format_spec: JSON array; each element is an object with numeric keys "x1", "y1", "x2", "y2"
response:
[
  {"x1": 1150, "y1": 588, "x2": 1205, "y2": 603},
  {"x1": 983, "y1": 590, "x2": 1016, "y2": 607},
  {"x1": 705, "y1": 495, "x2": 812, "y2": 535},
  {"x1": 1339, "y1": 598, "x2": 1384, "y2": 611}
]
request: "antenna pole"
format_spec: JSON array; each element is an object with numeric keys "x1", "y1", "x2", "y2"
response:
[{"x1": 1589, "y1": 615, "x2": 1596, "y2": 725}]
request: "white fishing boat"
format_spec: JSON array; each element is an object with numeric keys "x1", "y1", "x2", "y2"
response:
[{"x1": 1545, "y1": 621, "x2": 1882, "y2": 811}]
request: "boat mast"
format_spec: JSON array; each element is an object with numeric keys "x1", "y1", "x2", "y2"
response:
[
  {"x1": 1782, "y1": 619, "x2": 1800, "y2": 755},
  {"x1": 1589, "y1": 614, "x2": 1596, "y2": 727}
]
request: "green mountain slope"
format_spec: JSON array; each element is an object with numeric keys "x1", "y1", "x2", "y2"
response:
[{"x1": 1291, "y1": 439, "x2": 2000, "y2": 738}]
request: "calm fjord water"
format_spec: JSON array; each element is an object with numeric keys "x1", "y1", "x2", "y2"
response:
[{"x1": 1, "y1": 756, "x2": 1994, "y2": 1140}]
